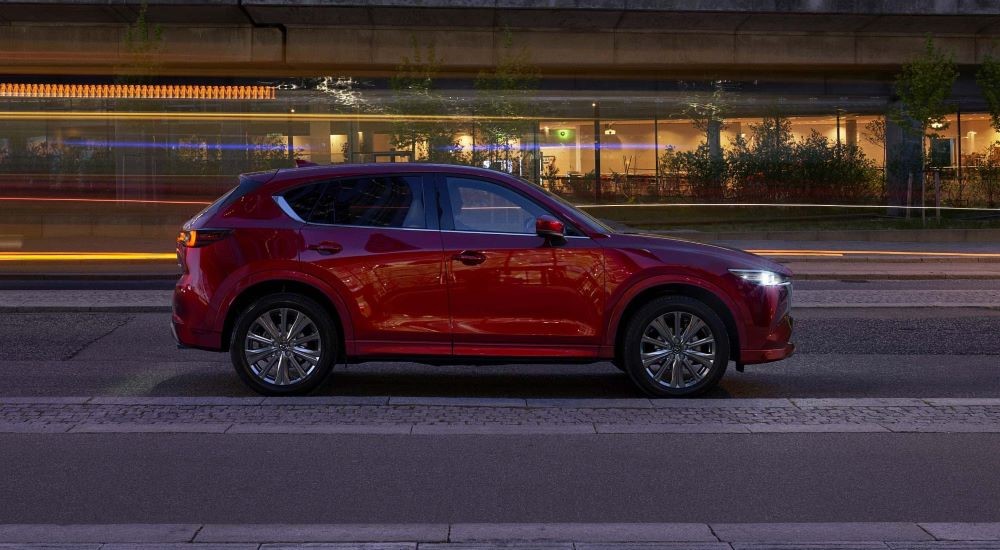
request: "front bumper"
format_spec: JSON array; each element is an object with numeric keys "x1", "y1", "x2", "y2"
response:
[{"x1": 739, "y1": 313, "x2": 794, "y2": 365}]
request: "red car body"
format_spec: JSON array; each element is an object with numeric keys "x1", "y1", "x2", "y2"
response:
[{"x1": 173, "y1": 164, "x2": 793, "y2": 387}]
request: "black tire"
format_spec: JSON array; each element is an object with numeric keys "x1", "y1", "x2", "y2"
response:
[
  {"x1": 230, "y1": 292, "x2": 338, "y2": 396},
  {"x1": 621, "y1": 295, "x2": 730, "y2": 397}
]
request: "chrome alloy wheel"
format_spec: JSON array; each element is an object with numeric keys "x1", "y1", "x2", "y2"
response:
[
  {"x1": 639, "y1": 311, "x2": 716, "y2": 389},
  {"x1": 243, "y1": 307, "x2": 322, "y2": 386}
]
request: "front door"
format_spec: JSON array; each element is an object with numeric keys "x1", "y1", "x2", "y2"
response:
[
  {"x1": 291, "y1": 173, "x2": 450, "y2": 356},
  {"x1": 437, "y1": 174, "x2": 605, "y2": 359}
]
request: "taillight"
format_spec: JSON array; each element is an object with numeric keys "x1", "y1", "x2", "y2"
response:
[{"x1": 176, "y1": 229, "x2": 231, "y2": 248}]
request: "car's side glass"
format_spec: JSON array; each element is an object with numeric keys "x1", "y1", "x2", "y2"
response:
[
  {"x1": 284, "y1": 175, "x2": 425, "y2": 229},
  {"x1": 282, "y1": 182, "x2": 324, "y2": 221},
  {"x1": 443, "y1": 176, "x2": 552, "y2": 235}
]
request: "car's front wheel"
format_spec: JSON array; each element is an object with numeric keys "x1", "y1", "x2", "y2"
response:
[
  {"x1": 622, "y1": 295, "x2": 730, "y2": 397},
  {"x1": 230, "y1": 293, "x2": 337, "y2": 395}
]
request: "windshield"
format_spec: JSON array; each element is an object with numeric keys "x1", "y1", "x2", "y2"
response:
[{"x1": 534, "y1": 183, "x2": 615, "y2": 234}]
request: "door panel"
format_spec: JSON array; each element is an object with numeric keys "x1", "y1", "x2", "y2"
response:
[
  {"x1": 437, "y1": 175, "x2": 605, "y2": 357},
  {"x1": 294, "y1": 174, "x2": 449, "y2": 356}
]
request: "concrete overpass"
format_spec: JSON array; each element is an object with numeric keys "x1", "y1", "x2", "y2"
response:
[{"x1": 0, "y1": 0, "x2": 998, "y2": 77}]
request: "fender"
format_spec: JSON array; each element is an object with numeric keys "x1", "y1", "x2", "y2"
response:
[
  {"x1": 602, "y1": 270, "x2": 750, "y2": 351},
  {"x1": 212, "y1": 265, "x2": 356, "y2": 354}
]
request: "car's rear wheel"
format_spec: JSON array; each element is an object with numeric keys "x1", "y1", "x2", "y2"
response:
[
  {"x1": 622, "y1": 295, "x2": 730, "y2": 397},
  {"x1": 230, "y1": 293, "x2": 337, "y2": 395}
]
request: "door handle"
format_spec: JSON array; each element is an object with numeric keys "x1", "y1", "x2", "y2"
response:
[
  {"x1": 308, "y1": 241, "x2": 343, "y2": 255},
  {"x1": 452, "y1": 250, "x2": 486, "y2": 265}
]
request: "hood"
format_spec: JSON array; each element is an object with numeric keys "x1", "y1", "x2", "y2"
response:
[{"x1": 607, "y1": 232, "x2": 792, "y2": 276}]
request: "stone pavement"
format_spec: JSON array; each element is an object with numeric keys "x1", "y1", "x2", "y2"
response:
[
  {"x1": 1, "y1": 522, "x2": 1000, "y2": 548},
  {"x1": 3, "y1": 286, "x2": 1000, "y2": 312},
  {"x1": 2, "y1": 397, "x2": 999, "y2": 434}
]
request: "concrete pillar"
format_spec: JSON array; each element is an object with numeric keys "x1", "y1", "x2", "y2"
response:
[
  {"x1": 846, "y1": 118, "x2": 857, "y2": 148},
  {"x1": 306, "y1": 121, "x2": 332, "y2": 164},
  {"x1": 885, "y1": 111, "x2": 923, "y2": 215},
  {"x1": 707, "y1": 119, "x2": 722, "y2": 160}
]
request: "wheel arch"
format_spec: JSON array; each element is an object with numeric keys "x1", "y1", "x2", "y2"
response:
[
  {"x1": 612, "y1": 283, "x2": 741, "y2": 368},
  {"x1": 221, "y1": 278, "x2": 348, "y2": 358}
]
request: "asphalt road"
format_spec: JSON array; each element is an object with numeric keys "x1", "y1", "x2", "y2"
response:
[
  {"x1": 0, "y1": 304, "x2": 998, "y2": 398},
  {"x1": 2, "y1": 432, "x2": 999, "y2": 523},
  {"x1": 2, "y1": 278, "x2": 999, "y2": 526}
]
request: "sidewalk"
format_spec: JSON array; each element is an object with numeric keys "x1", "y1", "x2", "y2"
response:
[
  {"x1": 1, "y1": 522, "x2": 999, "y2": 547},
  {"x1": 2, "y1": 396, "x2": 1000, "y2": 434}
]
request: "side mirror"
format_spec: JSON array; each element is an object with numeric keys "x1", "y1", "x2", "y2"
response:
[{"x1": 535, "y1": 215, "x2": 566, "y2": 241}]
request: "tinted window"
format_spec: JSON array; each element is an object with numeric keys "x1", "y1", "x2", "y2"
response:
[
  {"x1": 445, "y1": 177, "x2": 550, "y2": 235},
  {"x1": 285, "y1": 175, "x2": 424, "y2": 228},
  {"x1": 283, "y1": 182, "x2": 324, "y2": 221}
]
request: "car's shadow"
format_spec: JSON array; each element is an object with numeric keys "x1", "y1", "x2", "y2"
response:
[{"x1": 142, "y1": 361, "x2": 736, "y2": 399}]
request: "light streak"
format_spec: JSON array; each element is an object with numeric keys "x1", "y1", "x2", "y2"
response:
[
  {"x1": 578, "y1": 203, "x2": 1000, "y2": 212},
  {"x1": 0, "y1": 83, "x2": 275, "y2": 100},
  {"x1": 0, "y1": 196, "x2": 212, "y2": 205},
  {"x1": 0, "y1": 110, "x2": 555, "y2": 123},
  {"x1": 0, "y1": 252, "x2": 176, "y2": 261},
  {"x1": 748, "y1": 249, "x2": 1000, "y2": 258},
  {"x1": 4, "y1": 249, "x2": 999, "y2": 262}
]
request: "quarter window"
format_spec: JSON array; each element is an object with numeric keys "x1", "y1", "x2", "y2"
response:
[{"x1": 282, "y1": 175, "x2": 425, "y2": 229}]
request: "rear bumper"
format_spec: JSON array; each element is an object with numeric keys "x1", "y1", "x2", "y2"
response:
[{"x1": 171, "y1": 314, "x2": 224, "y2": 351}]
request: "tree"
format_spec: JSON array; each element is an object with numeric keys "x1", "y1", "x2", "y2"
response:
[
  {"x1": 891, "y1": 36, "x2": 959, "y2": 141},
  {"x1": 885, "y1": 36, "x2": 958, "y2": 215},
  {"x1": 388, "y1": 37, "x2": 464, "y2": 164},
  {"x1": 473, "y1": 29, "x2": 541, "y2": 179},
  {"x1": 727, "y1": 114, "x2": 795, "y2": 201},
  {"x1": 977, "y1": 52, "x2": 1000, "y2": 135},
  {"x1": 118, "y1": 1, "x2": 164, "y2": 83}
]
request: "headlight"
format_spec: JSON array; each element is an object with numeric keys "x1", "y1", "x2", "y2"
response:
[{"x1": 729, "y1": 269, "x2": 790, "y2": 286}]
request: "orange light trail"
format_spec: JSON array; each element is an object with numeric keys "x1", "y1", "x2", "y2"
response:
[
  {"x1": 0, "y1": 252, "x2": 177, "y2": 261},
  {"x1": 0, "y1": 83, "x2": 275, "y2": 100},
  {"x1": 0, "y1": 196, "x2": 212, "y2": 205},
  {"x1": 0, "y1": 110, "x2": 549, "y2": 123},
  {"x1": 3, "y1": 249, "x2": 1000, "y2": 262}
]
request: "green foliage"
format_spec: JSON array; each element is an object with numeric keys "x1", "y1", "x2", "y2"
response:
[
  {"x1": 0, "y1": 141, "x2": 114, "y2": 176},
  {"x1": 973, "y1": 142, "x2": 1000, "y2": 207},
  {"x1": 662, "y1": 115, "x2": 880, "y2": 203},
  {"x1": 118, "y1": 1, "x2": 164, "y2": 82},
  {"x1": 162, "y1": 134, "x2": 299, "y2": 175},
  {"x1": 793, "y1": 132, "x2": 880, "y2": 203},
  {"x1": 668, "y1": 144, "x2": 728, "y2": 200},
  {"x1": 473, "y1": 29, "x2": 541, "y2": 178},
  {"x1": 977, "y1": 53, "x2": 1000, "y2": 135},
  {"x1": 727, "y1": 115, "x2": 795, "y2": 201},
  {"x1": 891, "y1": 37, "x2": 958, "y2": 138}
]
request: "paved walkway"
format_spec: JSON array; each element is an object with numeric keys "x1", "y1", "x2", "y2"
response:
[
  {"x1": 2, "y1": 397, "x2": 999, "y2": 434},
  {"x1": 1, "y1": 522, "x2": 1000, "y2": 547}
]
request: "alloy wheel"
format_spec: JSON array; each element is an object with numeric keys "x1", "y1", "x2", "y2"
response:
[
  {"x1": 243, "y1": 307, "x2": 322, "y2": 386},
  {"x1": 639, "y1": 310, "x2": 716, "y2": 389}
]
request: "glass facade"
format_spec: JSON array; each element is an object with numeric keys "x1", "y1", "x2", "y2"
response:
[{"x1": 0, "y1": 77, "x2": 997, "y2": 258}]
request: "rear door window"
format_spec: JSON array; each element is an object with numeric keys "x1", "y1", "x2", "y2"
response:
[{"x1": 283, "y1": 175, "x2": 425, "y2": 229}]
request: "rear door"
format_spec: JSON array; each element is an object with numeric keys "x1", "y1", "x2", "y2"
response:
[{"x1": 286, "y1": 173, "x2": 450, "y2": 356}]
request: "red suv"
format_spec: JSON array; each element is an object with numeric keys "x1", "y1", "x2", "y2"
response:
[{"x1": 173, "y1": 164, "x2": 793, "y2": 397}]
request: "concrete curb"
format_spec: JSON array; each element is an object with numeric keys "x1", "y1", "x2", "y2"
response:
[
  {"x1": 2, "y1": 396, "x2": 999, "y2": 409},
  {"x1": 0, "y1": 523, "x2": 998, "y2": 545}
]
